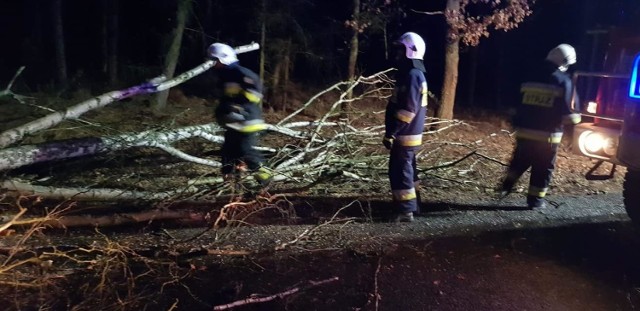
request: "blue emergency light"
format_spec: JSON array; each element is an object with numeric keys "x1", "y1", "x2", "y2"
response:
[{"x1": 631, "y1": 53, "x2": 640, "y2": 99}]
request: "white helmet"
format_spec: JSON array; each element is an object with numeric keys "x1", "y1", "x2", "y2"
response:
[
  {"x1": 207, "y1": 43, "x2": 238, "y2": 65},
  {"x1": 397, "y1": 32, "x2": 426, "y2": 60},
  {"x1": 546, "y1": 44, "x2": 577, "y2": 71}
]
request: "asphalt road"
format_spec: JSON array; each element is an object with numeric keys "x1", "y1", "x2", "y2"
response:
[{"x1": 2, "y1": 192, "x2": 638, "y2": 311}]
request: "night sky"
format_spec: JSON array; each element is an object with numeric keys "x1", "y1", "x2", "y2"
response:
[{"x1": 0, "y1": 0, "x2": 638, "y2": 108}]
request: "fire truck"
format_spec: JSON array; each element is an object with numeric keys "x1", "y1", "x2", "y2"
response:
[{"x1": 571, "y1": 28, "x2": 640, "y2": 223}]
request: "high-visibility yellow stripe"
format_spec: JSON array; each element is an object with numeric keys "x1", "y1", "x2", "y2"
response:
[
  {"x1": 528, "y1": 186, "x2": 548, "y2": 198},
  {"x1": 515, "y1": 129, "x2": 563, "y2": 144},
  {"x1": 396, "y1": 109, "x2": 416, "y2": 123},
  {"x1": 396, "y1": 134, "x2": 422, "y2": 146},
  {"x1": 254, "y1": 167, "x2": 272, "y2": 181},
  {"x1": 226, "y1": 120, "x2": 268, "y2": 133},
  {"x1": 224, "y1": 83, "x2": 242, "y2": 96},
  {"x1": 244, "y1": 90, "x2": 262, "y2": 103},
  {"x1": 520, "y1": 83, "x2": 562, "y2": 108},
  {"x1": 563, "y1": 113, "x2": 581, "y2": 125},
  {"x1": 421, "y1": 82, "x2": 428, "y2": 107},
  {"x1": 393, "y1": 188, "x2": 417, "y2": 201}
]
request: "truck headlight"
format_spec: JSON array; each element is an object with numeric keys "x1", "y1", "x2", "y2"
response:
[
  {"x1": 583, "y1": 132, "x2": 606, "y2": 153},
  {"x1": 578, "y1": 130, "x2": 618, "y2": 157}
]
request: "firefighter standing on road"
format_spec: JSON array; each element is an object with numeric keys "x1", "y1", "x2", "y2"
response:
[
  {"x1": 383, "y1": 32, "x2": 428, "y2": 222},
  {"x1": 208, "y1": 43, "x2": 272, "y2": 188},
  {"x1": 500, "y1": 44, "x2": 582, "y2": 209}
]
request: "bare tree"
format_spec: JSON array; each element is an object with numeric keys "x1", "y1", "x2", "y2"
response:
[
  {"x1": 421, "y1": 0, "x2": 535, "y2": 121},
  {"x1": 343, "y1": 0, "x2": 404, "y2": 110},
  {"x1": 347, "y1": 0, "x2": 361, "y2": 86},
  {"x1": 52, "y1": 0, "x2": 68, "y2": 87},
  {"x1": 101, "y1": 0, "x2": 119, "y2": 85},
  {"x1": 153, "y1": 0, "x2": 192, "y2": 113}
]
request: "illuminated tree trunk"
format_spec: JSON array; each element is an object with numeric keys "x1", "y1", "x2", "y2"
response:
[
  {"x1": 344, "y1": 0, "x2": 360, "y2": 111},
  {"x1": 153, "y1": 0, "x2": 192, "y2": 112},
  {"x1": 437, "y1": 0, "x2": 460, "y2": 121}
]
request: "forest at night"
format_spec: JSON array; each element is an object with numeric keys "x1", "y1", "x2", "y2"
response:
[{"x1": 0, "y1": 1, "x2": 640, "y2": 310}]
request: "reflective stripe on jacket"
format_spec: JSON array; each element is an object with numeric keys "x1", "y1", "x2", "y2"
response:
[
  {"x1": 515, "y1": 128, "x2": 563, "y2": 144},
  {"x1": 385, "y1": 59, "x2": 428, "y2": 147},
  {"x1": 215, "y1": 62, "x2": 266, "y2": 132},
  {"x1": 513, "y1": 68, "x2": 581, "y2": 137}
]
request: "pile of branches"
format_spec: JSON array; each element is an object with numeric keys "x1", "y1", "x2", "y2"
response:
[{"x1": 0, "y1": 66, "x2": 457, "y2": 202}]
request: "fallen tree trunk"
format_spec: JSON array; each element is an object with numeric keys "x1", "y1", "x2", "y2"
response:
[
  {"x1": 0, "y1": 120, "x2": 342, "y2": 172},
  {"x1": 12, "y1": 209, "x2": 206, "y2": 228},
  {"x1": 1, "y1": 179, "x2": 197, "y2": 201},
  {"x1": 0, "y1": 123, "x2": 224, "y2": 171},
  {"x1": 0, "y1": 43, "x2": 259, "y2": 149}
]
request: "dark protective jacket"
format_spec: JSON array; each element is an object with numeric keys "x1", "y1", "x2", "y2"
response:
[
  {"x1": 513, "y1": 64, "x2": 581, "y2": 143},
  {"x1": 214, "y1": 62, "x2": 267, "y2": 133},
  {"x1": 385, "y1": 59, "x2": 428, "y2": 147}
]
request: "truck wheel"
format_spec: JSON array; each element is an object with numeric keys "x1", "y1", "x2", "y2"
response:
[{"x1": 624, "y1": 169, "x2": 640, "y2": 224}]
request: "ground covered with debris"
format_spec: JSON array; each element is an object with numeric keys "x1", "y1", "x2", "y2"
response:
[{"x1": 0, "y1": 87, "x2": 629, "y2": 310}]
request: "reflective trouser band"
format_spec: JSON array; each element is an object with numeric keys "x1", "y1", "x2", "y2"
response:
[
  {"x1": 515, "y1": 129, "x2": 563, "y2": 144},
  {"x1": 528, "y1": 186, "x2": 548, "y2": 198},
  {"x1": 254, "y1": 167, "x2": 272, "y2": 181},
  {"x1": 396, "y1": 109, "x2": 416, "y2": 123},
  {"x1": 226, "y1": 119, "x2": 268, "y2": 133},
  {"x1": 563, "y1": 113, "x2": 582, "y2": 125},
  {"x1": 392, "y1": 188, "x2": 417, "y2": 201},
  {"x1": 396, "y1": 134, "x2": 422, "y2": 147}
]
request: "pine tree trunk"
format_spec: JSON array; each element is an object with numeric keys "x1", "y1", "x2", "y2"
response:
[
  {"x1": 153, "y1": 0, "x2": 192, "y2": 113},
  {"x1": 467, "y1": 45, "x2": 478, "y2": 107},
  {"x1": 107, "y1": 0, "x2": 119, "y2": 85},
  {"x1": 437, "y1": 0, "x2": 461, "y2": 121},
  {"x1": 259, "y1": 0, "x2": 267, "y2": 82},
  {"x1": 344, "y1": 0, "x2": 360, "y2": 111},
  {"x1": 101, "y1": 0, "x2": 119, "y2": 85},
  {"x1": 52, "y1": 0, "x2": 68, "y2": 87}
]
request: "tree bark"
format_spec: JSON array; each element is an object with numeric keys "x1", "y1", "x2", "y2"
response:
[
  {"x1": 52, "y1": 0, "x2": 68, "y2": 87},
  {"x1": 1, "y1": 179, "x2": 193, "y2": 202},
  {"x1": 437, "y1": 37, "x2": 459, "y2": 120},
  {"x1": 467, "y1": 45, "x2": 478, "y2": 107},
  {"x1": 437, "y1": 0, "x2": 461, "y2": 121},
  {"x1": 259, "y1": 0, "x2": 267, "y2": 82},
  {"x1": 153, "y1": 0, "x2": 192, "y2": 113},
  {"x1": 0, "y1": 123, "x2": 225, "y2": 172},
  {"x1": 107, "y1": 0, "x2": 119, "y2": 85},
  {"x1": 101, "y1": 0, "x2": 119, "y2": 85},
  {"x1": 0, "y1": 119, "x2": 313, "y2": 172},
  {"x1": 344, "y1": 0, "x2": 360, "y2": 110}
]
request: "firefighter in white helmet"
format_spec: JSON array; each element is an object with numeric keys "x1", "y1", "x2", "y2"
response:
[
  {"x1": 383, "y1": 32, "x2": 429, "y2": 222},
  {"x1": 499, "y1": 44, "x2": 582, "y2": 209},
  {"x1": 207, "y1": 42, "x2": 272, "y2": 188}
]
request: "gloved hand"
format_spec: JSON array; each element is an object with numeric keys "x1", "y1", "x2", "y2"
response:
[{"x1": 382, "y1": 136, "x2": 394, "y2": 150}]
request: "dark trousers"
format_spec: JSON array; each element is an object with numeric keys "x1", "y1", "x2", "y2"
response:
[
  {"x1": 501, "y1": 139, "x2": 558, "y2": 206},
  {"x1": 389, "y1": 146, "x2": 420, "y2": 213},
  {"x1": 221, "y1": 130, "x2": 264, "y2": 175}
]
